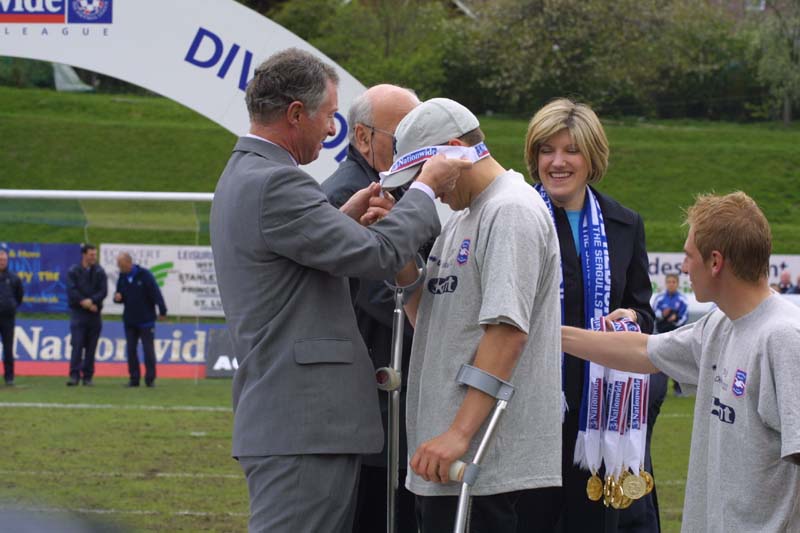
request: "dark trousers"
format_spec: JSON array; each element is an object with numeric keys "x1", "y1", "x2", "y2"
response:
[
  {"x1": 353, "y1": 465, "x2": 416, "y2": 533},
  {"x1": 0, "y1": 316, "x2": 14, "y2": 382},
  {"x1": 69, "y1": 314, "x2": 101, "y2": 381},
  {"x1": 125, "y1": 324, "x2": 156, "y2": 385},
  {"x1": 417, "y1": 487, "x2": 561, "y2": 533}
]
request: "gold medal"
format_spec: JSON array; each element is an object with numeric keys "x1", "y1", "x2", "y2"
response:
[
  {"x1": 586, "y1": 473, "x2": 603, "y2": 501},
  {"x1": 610, "y1": 480, "x2": 625, "y2": 509},
  {"x1": 622, "y1": 473, "x2": 647, "y2": 500},
  {"x1": 640, "y1": 470, "x2": 654, "y2": 495},
  {"x1": 603, "y1": 476, "x2": 614, "y2": 507},
  {"x1": 618, "y1": 494, "x2": 633, "y2": 509}
]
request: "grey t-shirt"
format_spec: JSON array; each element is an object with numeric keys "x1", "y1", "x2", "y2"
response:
[
  {"x1": 405, "y1": 170, "x2": 563, "y2": 496},
  {"x1": 648, "y1": 293, "x2": 800, "y2": 533}
]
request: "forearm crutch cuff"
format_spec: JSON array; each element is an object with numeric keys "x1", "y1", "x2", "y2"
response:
[{"x1": 455, "y1": 364, "x2": 515, "y2": 401}]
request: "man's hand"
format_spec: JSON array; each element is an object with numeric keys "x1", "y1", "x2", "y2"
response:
[
  {"x1": 360, "y1": 191, "x2": 396, "y2": 226},
  {"x1": 80, "y1": 298, "x2": 93, "y2": 310},
  {"x1": 339, "y1": 182, "x2": 382, "y2": 222},
  {"x1": 415, "y1": 155, "x2": 472, "y2": 198},
  {"x1": 89, "y1": 304, "x2": 98, "y2": 313},
  {"x1": 113, "y1": 292, "x2": 122, "y2": 303},
  {"x1": 410, "y1": 428, "x2": 470, "y2": 484},
  {"x1": 158, "y1": 315, "x2": 167, "y2": 322}
]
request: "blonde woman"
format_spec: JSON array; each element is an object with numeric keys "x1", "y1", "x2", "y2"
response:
[{"x1": 517, "y1": 99, "x2": 663, "y2": 533}]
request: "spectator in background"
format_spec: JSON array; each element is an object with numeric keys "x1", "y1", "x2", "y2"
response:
[
  {"x1": 0, "y1": 249, "x2": 24, "y2": 386},
  {"x1": 653, "y1": 273, "x2": 688, "y2": 398},
  {"x1": 778, "y1": 270, "x2": 797, "y2": 294},
  {"x1": 114, "y1": 252, "x2": 167, "y2": 388},
  {"x1": 653, "y1": 273, "x2": 689, "y2": 333},
  {"x1": 322, "y1": 84, "x2": 421, "y2": 533},
  {"x1": 66, "y1": 244, "x2": 107, "y2": 387}
]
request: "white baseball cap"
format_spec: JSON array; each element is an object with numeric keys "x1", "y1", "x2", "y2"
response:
[{"x1": 380, "y1": 98, "x2": 480, "y2": 190}]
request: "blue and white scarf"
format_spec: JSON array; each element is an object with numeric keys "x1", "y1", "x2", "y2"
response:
[{"x1": 535, "y1": 184, "x2": 610, "y2": 474}]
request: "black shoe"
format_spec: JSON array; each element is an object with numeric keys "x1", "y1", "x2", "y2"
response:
[
  {"x1": 145, "y1": 382, "x2": 155, "y2": 388},
  {"x1": 66, "y1": 379, "x2": 79, "y2": 387},
  {"x1": 5, "y1": 380, "x2": 14, "y2": 387},
  {"x1": 82, "y1": 379, "x2": 93, "y2": 387},
  {"x1": 124, "y1": 382, "x2": 140, "y2": 388}
]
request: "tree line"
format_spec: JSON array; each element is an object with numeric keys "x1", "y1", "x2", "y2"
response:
[
  {"x1": 261, "y1": 0, "x2": 799, "y2": 123},
  {"x1": 2, "y1": 0, "x2": 797, "y2": 123}
]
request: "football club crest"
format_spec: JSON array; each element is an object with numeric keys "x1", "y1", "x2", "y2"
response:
[
  {"x1": 69, "y1": 0, "x2": 112, "y2": 23},
  {"x1": 732, "y1": 369, "x2": 747, "y2": 397},
  {"x1": 457, "y1": 239, "x2": 471, "y2": 265}
]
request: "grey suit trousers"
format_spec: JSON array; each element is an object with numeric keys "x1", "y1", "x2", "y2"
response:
[{"x1": 239, "y1": 454, "x2": 361, "y2": 533}]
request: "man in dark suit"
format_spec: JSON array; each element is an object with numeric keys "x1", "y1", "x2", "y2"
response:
[
  {"x1": 66, "y1": 244, "x2": 107, "y2": 387},
  {"x1": 114, "y1": 252, "x2": 167, "y2": 388},
  {"x1": 210, "y1": 48, "x2": 469, "y2": 533},
  {"x1": 322, "y1": 84, "x2": 421, "y2": 533}
]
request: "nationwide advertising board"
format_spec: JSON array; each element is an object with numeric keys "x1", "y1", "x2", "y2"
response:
[
  {"x1": 100, "y1": 243, "x2": 221, "y2": 318},
  {"x1": 0, "y1": 0, "x2": 364, "y2": 180},
  {"x1": 2, "y1": 241, "x2": 81, "y2": 313},
  {"x1": 8, "y1": 318, "x2": 223, "y2": 378}
]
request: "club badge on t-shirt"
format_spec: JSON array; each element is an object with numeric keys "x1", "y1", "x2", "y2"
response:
[
  {"x1": 457, "y1": 239, "x2": 471, "y2": 265},
  {"x1": 732, "y1": 369, "x2": 747, "y2": 397}
]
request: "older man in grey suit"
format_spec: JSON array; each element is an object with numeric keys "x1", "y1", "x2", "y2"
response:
[{"x1": 210, "y1": 48, "x2": 469, "y2": 533}]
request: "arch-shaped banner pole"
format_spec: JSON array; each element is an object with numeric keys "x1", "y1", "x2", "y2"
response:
[{"x1": 0, "y1": 0, "x2": 363, "y2": 181}]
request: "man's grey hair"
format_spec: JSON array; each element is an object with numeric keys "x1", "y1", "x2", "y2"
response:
[
  {"x1": 347, "y1": 93, "x2": 373, "y2": 144},
  {"x1": 246, "y1": 48, "x2": 339, "y2": 125},
  {"x1": 347, "y1": 86, "x2": 418, "y2": 144}
]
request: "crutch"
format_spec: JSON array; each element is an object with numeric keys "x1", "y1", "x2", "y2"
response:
[
  {"x1": 447, "y1": 364, "x2": 515, "y2": 533},
  {"x1": 375, "y1": 254, "x2": 426, "y2": 533}
]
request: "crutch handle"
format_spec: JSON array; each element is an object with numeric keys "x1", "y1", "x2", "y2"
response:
[
  {"x1": 449, "y1": 460, "x2": 466, "y2": 482},
  {"x1": 376, "y1": 367, "x2": 402, "y2": 391}
]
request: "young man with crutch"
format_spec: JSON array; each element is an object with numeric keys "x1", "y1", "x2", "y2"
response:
[{"x1": 381, "y1": 98, "x2": 564, "y2": 532}]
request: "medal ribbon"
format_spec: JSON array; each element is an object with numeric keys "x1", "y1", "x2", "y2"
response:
[{"x1": 379, "y1": 142, "x2": 490, "y2": 187}]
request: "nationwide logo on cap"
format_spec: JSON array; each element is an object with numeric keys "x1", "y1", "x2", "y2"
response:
[
  {"x1": 732, "y1": 369, "x2": 747, "y2": 397},
  {"x1": 0, "y1": 0, "x2": 112, "y2": 24}
]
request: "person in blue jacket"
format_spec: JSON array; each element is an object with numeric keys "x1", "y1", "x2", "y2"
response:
[
  {"x1": 114, "y1": 252, "x2": 167, "y2": 388},
  {"x1": 653, "y1": 273, "x2": 688, "y2": 333}
]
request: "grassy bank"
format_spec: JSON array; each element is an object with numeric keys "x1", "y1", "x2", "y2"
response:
[{"x1": 1, "y1": 86, "x2": 799, "y2": 250}]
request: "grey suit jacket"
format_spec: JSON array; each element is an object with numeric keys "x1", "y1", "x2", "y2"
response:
[{"x1": 211, "y1": 137, "x2": 441, "y2": 457}]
